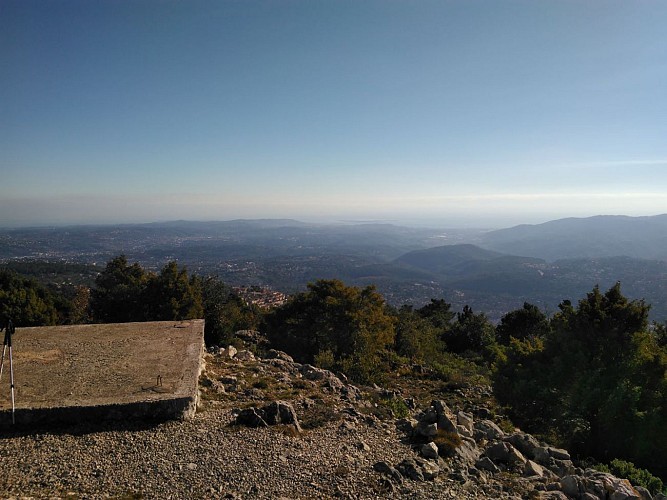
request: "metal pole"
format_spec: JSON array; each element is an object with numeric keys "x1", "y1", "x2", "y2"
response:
[
  {"x1": 1, "y1": 320, "x2": 15, "y2": 424},
  {"x1": 9, "y1": 345, "x2": 14, "y2": 424},
  {"x1": 0, "y1": 344, "x2": 6, "y2": 381}
]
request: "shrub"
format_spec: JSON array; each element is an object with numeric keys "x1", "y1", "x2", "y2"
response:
[
  {"x1": 252, "y1": 379, "x2": 270, "y2": 390},
  {"x1": 378, "y1": 397, "x2": 410, "y2": 419},
  {"x1": 430, "y1": 352, "x2": 489, "y2": 387},
  {"x1": 301, "y1": 404, "x2": 341, "y2": 429},
  {"x1": 596, "y1": 459, "x2": 665, "y2": 495},
  {"x1": 433, "y1": 429, "x2": 462, "y2": 457}
]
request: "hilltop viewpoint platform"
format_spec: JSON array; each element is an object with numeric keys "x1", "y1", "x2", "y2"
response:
[{"x1": 0, "y1": 320, "x2": 204, "y2": 429}]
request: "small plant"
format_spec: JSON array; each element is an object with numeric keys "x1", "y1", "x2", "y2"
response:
[
  {"x1": 378, "y1": 397, "x2": 410, "y2": 419},
  {"x1": 429, "y1": 352, "x2": 489, "y2": 387},
  {"x1": 252, "y1": 379, "x2": 270, "y2": 390},
  {"x1": 595, "y1": 459, "x2": 665, "y2": 495},
  {"x1": 292, "y1": 379, "x2": 311, "y2": 390},
  {"x1": 301, "y1": 403, "x2": 341, "y2": 429},
  {"x1": 498, "y1": 418, "x2": 516, "y2": 435},
  {"x1": 433, "y1": 429, "x2": 462, "y2": 457}
]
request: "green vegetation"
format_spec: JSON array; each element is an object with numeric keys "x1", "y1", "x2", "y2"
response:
[
  {"x1": 90, "y1": 256, "x2": 203, "y2": 322},
  {"x1": 596, "y1": 459, "x2": 665, "y2": 495},
  {"x1": 200, "y1": 276, "x2": 261, "y2": 347},
  {"x1": 495, "y1": 302, "x2": 550, "y2": 346},
  {"x1": 143, "y1": 261, "x2": 203, "y2": 321},
  {"x1": 493, "y1": 283, "x2": 667, "y2": 482},
  {"x1": 90, "y1": 256, "x2": 149, "y2": 322},
  {"x1": 376, "y1": 396, "x2": 410, "y2": 419},
  {"x1": 445, "y1": 305, "x2": 495, "y2": 356},
  {"x1": 264, "y1": 280, "x2": 396, "y2": 383},
  {"x1": 0, "y1": 269, "x2": 61, "y2": 326}
]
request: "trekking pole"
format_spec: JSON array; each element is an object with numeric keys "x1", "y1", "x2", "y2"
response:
[{"x1": 0, "y1": 319, "x2": 16, "y2": 424}]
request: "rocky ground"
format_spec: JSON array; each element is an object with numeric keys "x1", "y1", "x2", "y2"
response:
[{"x1": 0, "y1": 344, "x2": 661, "y2": 499}]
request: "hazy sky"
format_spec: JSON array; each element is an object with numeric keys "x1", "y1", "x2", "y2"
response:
[{"x1": 2, "y1": 0, "x2": 666, "y2": 228}]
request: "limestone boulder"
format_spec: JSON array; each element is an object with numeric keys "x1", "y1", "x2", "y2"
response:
[
  {"x1": 299, "y1": 364, "x2": 345, "y2": 390},
  {"x1": 417, "y1": 407, "x2": 438, "y2": 425},
  {"x1": 235, "y1": 400, "x2": 302, "y2": 432},
  {"x1": 484, "y1": 441, "x2": 527, "y2": 466},
  {"x1": 560, "y1": 475, "x2": 585, "y2": 498},
  {"x1": 505, "y1": 432, "x2": 541, "y2": 460},
  {"x1": 396, "y1": 417, "x2": 418, "y2": 434},
  {"x1": 373, "y1": 461, "x2": 403, "y2": 483},
  {"x1": 415, "y1": 421, "x2": 438, "y2": 440},
  {"x1": 476, "y1": 456, "x2": 500, "y2": 474},
  {"x1": 262, "y1": 400, "x2": 302, "y2": 432},
  {"x1": 547, "y1": 446, "x2": 571, "y2": 461},
  {"x1": 397, "y1": 458, "x2": 425, "y2": 481},
  {"x1": 432, "y1": 400, "x2": 458, "y2": 433},
  {"x1": 220, "y1": 345, "x2": 238, "y2": 359},
  {"x1": 235, "y1": 408, "x2": 268, "y2": 427},
  {"x1": 538, "y1": 492, "x2": 569, "y2": 500},
  {"x1": 453, "y1": 436, "x2": 481, "y2": 464},
  {"x1": 457, "y1": 411, "x2": 474, "y2": 434},
  {"x1": 524, "y1": 459, "x2": 545, "y2": 478},
  {"x1": 584, "y1": 471, "x2": 641, "y2": 500},
  {"x1": 415, "y1": 457, "x2": 441, "y2": 480},
  {"x1": 474, "y1": 419, "x2": 505, "y2": 441},
  {"x1": 420, "y1": 442, "x2": 439, "y2": 460},
  {"x1": 265, "y1": 349, "x2": 294, "y2": 363}
]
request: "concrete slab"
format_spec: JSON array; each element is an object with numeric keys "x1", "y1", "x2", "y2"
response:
[{"x1": 0, "y1": 320, "x2": 204, "y2": 429}]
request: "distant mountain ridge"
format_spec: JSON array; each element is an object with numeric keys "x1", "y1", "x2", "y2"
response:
[{"x1": 479, "y1": 214, "x2": 667, "y2": 261}]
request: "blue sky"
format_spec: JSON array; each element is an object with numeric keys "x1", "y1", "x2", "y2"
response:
[{"x1": 1, "y1": 0, "x2": 666, "y2": 228}]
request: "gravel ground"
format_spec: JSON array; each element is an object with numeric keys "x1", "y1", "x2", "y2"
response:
[
  {"x1": 0, "y1": 353, "x2": 526, "y2": 499},
  {"x1": 0, "y1": 403, "x2": 455, "y2": 499}
]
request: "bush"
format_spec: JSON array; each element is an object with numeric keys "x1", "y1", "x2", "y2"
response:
[
  {"x1": 433, "y1": 429, "x2": 462, "y2": 457},
  {"x1": 430, "y1": 352, "x2": 489, "y2": 387},
  {"x1": 596, "y1": 459, "x2": 665, "y2": 495},
  {"x1": 378, "y1": 397, "x2": 410, "y2": 419}
]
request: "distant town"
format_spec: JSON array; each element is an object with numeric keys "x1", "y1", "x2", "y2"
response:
[{"x1": 233, "y1": 286, "x2": 288, "y2": 309}]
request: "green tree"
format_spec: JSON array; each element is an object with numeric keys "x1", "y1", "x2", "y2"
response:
[
  {"x1": 394, "y1": 305, "x2": 443, "y2": 362},
  {"x1": 144, "y1": 262, "x2": 203, "y2": 321},
  {"x1": 265, "y1": 279, "x2": 396, "y2": 382},
  {"x1": 201, "y1": 276, "x2": 260, "y2": 346},
  {"x1": 417, "y1": 299, "x2": 455, "y2": 331},
  {"x1": 0, "y1": 270, "x2": 60, "y2": 326},
  {"x1": 90, "y1": 255, "x2": 148, "y2": 322},
  {"x1": 496, "y1": 302, "x2": 551, "y2": 345},
  {"x1": 91, "y1": 257, "x2": 203, "y2": 323},
  {"x1": 445, "y1": 305, "x2": 496, "y2": 355},
  {"x1": 651, "y1": 321, "x2": 667, "y2": 348},
  {"x1": 494, "y1": 283, "x2": 667, "y2": 480}
]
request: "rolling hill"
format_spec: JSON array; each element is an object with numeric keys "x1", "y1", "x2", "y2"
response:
[{"x1": 479, "y1": 214, "x2": 667, "y2": 261}]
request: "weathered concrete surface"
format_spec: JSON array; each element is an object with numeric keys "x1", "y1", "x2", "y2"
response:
[{"x1": 0, "y1": 320, "x2": 204, "y2": 428}]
